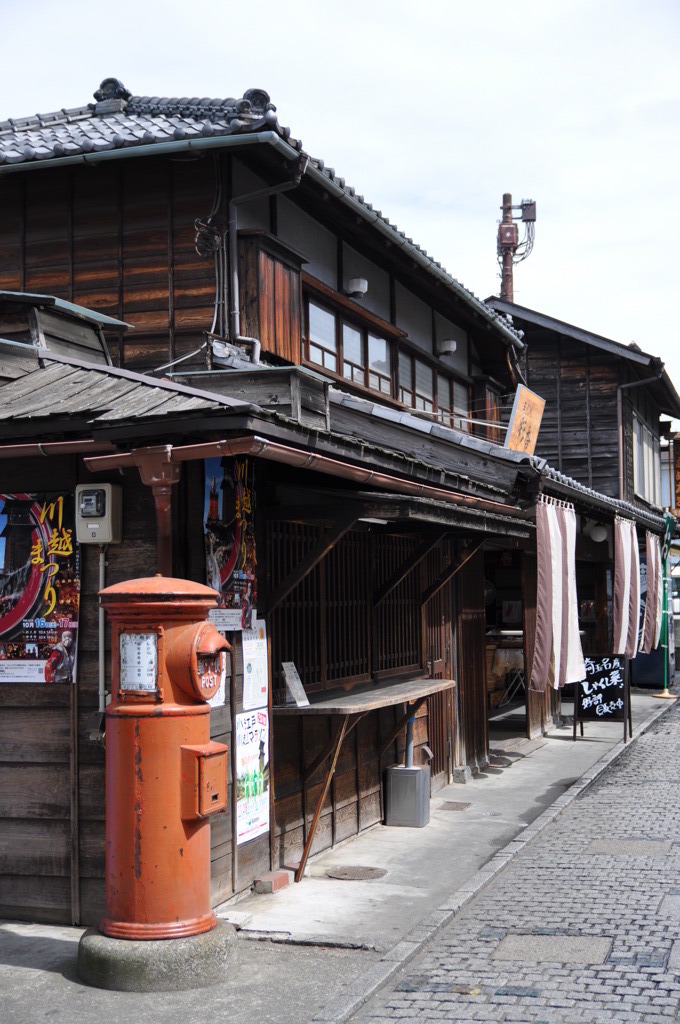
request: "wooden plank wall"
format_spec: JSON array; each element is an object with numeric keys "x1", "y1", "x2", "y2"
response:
[
  {"x1": 525, "y1": 336, "x2": 620, "y2": 498},
  {"x1": 0, "y1": 675, "x2": 73, "y2": 922},
  {"x1": 238, "y1": 235, "x2": 303, "y2": 364},
  {"x1": 0, "y1": 157, "x2": 217, "y2": 371}
]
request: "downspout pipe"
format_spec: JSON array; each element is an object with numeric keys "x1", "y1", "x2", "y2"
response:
[
  {"x1": 617, "y1": 370, "x2": 664, "y2": 500},
  {"x1": 228, "y1": 156, "x2": 309, "y2": 355}
]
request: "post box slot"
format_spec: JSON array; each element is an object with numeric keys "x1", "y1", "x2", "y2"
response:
[{"x1": 181, "y1": 742, "x2": 228, "y2": 820}]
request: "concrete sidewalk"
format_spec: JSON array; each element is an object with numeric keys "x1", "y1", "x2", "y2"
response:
[{"x1": 2, "y1": 686, "x2": 676, "y2": 1024}]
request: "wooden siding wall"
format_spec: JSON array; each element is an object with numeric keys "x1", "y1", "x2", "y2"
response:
[
  {"x1": 0, "y1": 158, "x2": 516, "y2": 399},
  {"x1": 525, "y1": 337, "x2": 620, "y2": 498},
  {"x1": 238, "y1": 234, "x2": 303, "y2": 364},
  {"x1": 0, "y1": 158, "x2": 218, "y2": 370}
]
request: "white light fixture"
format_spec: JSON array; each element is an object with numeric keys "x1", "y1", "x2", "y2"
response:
[
  {"x1": 436, "y1": 338, "x2": 458, "y2": 355},
  {"x1": 584, "y1": 520, "x2": 608, "y2": 543},
  {"x1": 345, "y1": 277, "x2": 368, "y2": 298}
]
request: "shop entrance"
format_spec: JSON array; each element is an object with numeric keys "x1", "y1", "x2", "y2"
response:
[{"x1": 483, "y1": 548, "x2": 528, "y2": 747}]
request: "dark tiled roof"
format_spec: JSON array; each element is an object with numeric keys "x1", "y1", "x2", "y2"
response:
[
  {"x1": 0, "y1": 78, "x2": 521, "y2": 348},
  {"x1": 0, "y1": 78, "x2": 299, "y2": 166}
]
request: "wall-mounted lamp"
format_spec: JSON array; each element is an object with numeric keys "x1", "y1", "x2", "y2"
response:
[
  {"x1": 436, "y1": 338, "x2": 458, "y2": 355},
  {"x1": 584, "y1": 520, "x2": 608, "y2": 543},
  {"x1": 344, "y1": 277, "x2": 368, "y2": 299}
]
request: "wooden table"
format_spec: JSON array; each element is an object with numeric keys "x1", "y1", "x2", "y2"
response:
[{"x1": 273, "y1": 676, "x2": 455, "y2": 880}]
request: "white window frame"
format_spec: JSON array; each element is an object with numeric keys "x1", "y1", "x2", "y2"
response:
[{"x1": 632, "y1": 412, "x2": 661, "y2": 506}]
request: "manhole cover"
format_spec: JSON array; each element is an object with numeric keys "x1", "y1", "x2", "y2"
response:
[
  {"x1": 325, "y1": 866, "x2": 387, "y2": 881},
  {"x1": 439, "y1": 801, "x2": 471, "y2": 811}
]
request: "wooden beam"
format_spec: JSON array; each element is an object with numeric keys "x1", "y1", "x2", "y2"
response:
[
  {"x1": 302, "y1": 713, "x2": 366, "y2": 783},
  {"x1": 421, "y1": 540, "x2": 485, "y2": 606},
  {"x1": 264, "y1": 514, "x2": 357, "y2": 615},
  {"x1": 261, "y1": 501, "x2": 364, "y2": 523},
  {"x1": 373, "y1": 531, "x2": 447, "y2": 609},
  {"x1": 296, "y1": 715, "x2": 349, "y2": 882}
]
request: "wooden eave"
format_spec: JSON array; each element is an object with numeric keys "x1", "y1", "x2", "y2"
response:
[{"x1": 0, "y1": 354, "x2": 541, "y2": 506}]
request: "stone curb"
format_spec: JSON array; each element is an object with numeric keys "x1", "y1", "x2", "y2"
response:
[{"x1": 310, "y1": 695, "x2": 677, "y2": 1024}]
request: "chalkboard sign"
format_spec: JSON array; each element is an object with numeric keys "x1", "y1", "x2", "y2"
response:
[{"x1": 577, "y1": 655, "x2": 626, "y2": 720}]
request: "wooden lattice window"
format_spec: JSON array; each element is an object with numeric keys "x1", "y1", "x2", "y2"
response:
[
  {"x1": 374, "y1": 533, "x2": 421, "y2": 677},
  {"x1": 266, "y1": 523, "x2": 423, "y2": 691}
]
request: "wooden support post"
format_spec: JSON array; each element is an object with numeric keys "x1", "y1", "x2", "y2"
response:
[
  {"x1": 69, "y1": 678, "x2": 80, "y2": 925},
  {"x1": 303, "y1": 714, "x2": 364, "y2": 784},
  {"x1": 296, "y1": 716, "x2": 349, "y2": 883}
]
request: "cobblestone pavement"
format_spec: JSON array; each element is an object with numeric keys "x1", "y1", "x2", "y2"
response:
[{"x1": 350, "y1": 700, "x2": 680, "y2": 1024}]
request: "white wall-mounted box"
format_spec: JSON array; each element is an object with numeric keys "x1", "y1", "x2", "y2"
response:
[{"x1": 75, "y1": 483, "x2": 122, "y2": 544}]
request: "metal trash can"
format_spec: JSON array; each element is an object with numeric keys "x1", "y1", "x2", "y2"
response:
[{"x1": 384, "y1": 764, "x2": 430, "y2": 827}]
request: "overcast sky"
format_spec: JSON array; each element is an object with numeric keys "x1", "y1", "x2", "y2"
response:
[{"x1": 3, "y1": 0, "x2": 679, "y2": 407}]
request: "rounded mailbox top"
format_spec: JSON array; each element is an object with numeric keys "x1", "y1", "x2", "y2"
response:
[
  {"x1": 100, "y1": 575, "x2": 219, "y2": 600},
  {"x1": 99, "y1": 575, "x2": 221, "y2": 620}
]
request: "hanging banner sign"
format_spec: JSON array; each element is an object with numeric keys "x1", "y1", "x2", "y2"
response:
[
  {"x1": 0, "y1": 492, "x2": 80, "y2": 684},
  {"x1": 504, "y1": 385, "x2": 546, "y2": 455},
  {"x1": 204, "y1": 457, "x2": 257, "y2": 632},
  {"x1": 235, "y1": 709, "x2": 270, "y2": 844}
]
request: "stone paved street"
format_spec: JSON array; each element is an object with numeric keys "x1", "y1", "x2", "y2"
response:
[{"x1": 351, "y1": 700, "x2": 680, "y2": 1024}]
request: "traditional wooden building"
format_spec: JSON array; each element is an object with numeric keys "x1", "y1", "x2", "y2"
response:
[
  {"x1": 486, "y1": 298, "x2": 680, "y2": 507},
  {"x1": 0, "y1": 80, "x2": 672, "y2": 926},
  {"x1": 487, "y1": 297, "x2": 680, "y2": 685}
]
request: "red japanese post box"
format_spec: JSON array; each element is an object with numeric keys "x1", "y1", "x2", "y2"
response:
[{"x1": 99, "y1": 575, "x2": 230, "y2": 940}]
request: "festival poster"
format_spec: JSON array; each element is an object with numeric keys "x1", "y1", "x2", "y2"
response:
[
  {"x1": 204, "y1": 457, "x2": 257, "y2": 632},
  {"x1": 235, "y1": 709, "x2": 270, "y2": 844},
  {"x1": 0, "y1": 492, "x2": 80, "y2": 684}
]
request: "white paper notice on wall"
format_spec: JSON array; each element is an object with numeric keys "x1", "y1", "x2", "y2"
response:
[
  {"x1": 242, "y1": 619, "x2": 268, "y2": 710},
  {"x1": 209, "y1": 608, "x2": 244, "y2": 633},
  {"x1": 281, "y1": 662, "x2": 309, "y2": 706}
]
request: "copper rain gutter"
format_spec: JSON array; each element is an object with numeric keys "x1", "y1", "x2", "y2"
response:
[{"x1": 84, "y1": 435, "x2": 532, "y2": 575}]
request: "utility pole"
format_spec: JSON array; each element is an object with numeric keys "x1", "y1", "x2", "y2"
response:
[{"x1": 497, "y1": 193, "x2": 536, "y2": 301}]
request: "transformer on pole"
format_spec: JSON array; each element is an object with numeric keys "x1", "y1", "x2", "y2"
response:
[{"x1": 497, "y1": 193, "x2": 536, "y2": 302}]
